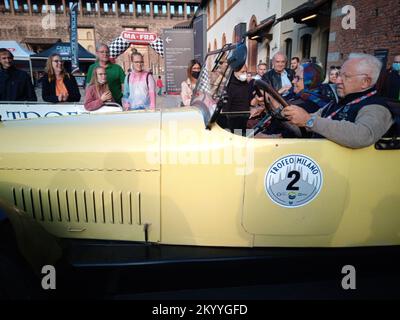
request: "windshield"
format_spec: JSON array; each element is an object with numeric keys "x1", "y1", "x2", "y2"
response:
[{"x1": 190, "y1": 44, "x2": 239, "y2": 126}]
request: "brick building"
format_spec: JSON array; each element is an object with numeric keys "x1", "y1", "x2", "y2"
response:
[
  {"x1": 271, "y1": 0, "x2": 399, "y2": 69},
  {"x1": 202, "y1": 0, "x2": 399, "y2": 74},
  {"x1": 0, "y1": 0, "x2": 200, "y2": 74},
  {"x1": 328, "y1": 0, "x2": 400, "y2": 69}
]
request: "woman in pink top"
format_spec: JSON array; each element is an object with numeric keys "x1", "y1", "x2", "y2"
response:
[
  {"x1": 84, "y1": 66, "x2": 114, "y2": 111},
  {"x1": 180, "y1": 59, "x2": 202, "y2": 106}
]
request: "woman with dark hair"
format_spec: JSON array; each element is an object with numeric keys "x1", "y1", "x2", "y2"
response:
[
  {"x1": 290, "y1": 63, "x2": 337, "y2": 113},
  {"x1": 42, "y1": 53, "x2": 81, "y2": 103},
  {"x1": 256, "y1": 63, "x2": 337, "y2": 137},
  {"x1": 180, "y1": 59, "x2": 202, "y2": 106},
  {"x1": 84, "y1": 66, "x2": 113, "y2": 111}
]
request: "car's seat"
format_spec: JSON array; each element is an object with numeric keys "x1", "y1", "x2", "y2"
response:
[{"x1": 375, "y1": 99, "x2": 400, "y2": 150}]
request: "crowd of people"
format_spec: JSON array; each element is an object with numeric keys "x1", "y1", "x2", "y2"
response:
[
  {"x1": 210, "y1": 51, "x2": 398, "y2": 149},
  {"x1": 0, "y1": 44, "x2": 159, "y2": 112},
  {"x1": 1, "y1": 43, "x2": 399, "y2": 149}
]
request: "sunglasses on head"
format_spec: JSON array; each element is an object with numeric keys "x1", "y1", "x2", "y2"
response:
[{"x1": 330, "y1": 65, "x2": 341, "y2": 70}]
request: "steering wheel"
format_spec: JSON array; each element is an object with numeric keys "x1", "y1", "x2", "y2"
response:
[
  {"x1": 247, "y1": 80, "x2": 290, "y2": 137},
  {"x1": 255, "y1": 79, "x2": 289, "y2": 122}
]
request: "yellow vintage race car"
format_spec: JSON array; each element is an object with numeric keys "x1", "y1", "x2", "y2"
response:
[{"x1": 0, "y1": 43, "x2": 399, "y2": 298}]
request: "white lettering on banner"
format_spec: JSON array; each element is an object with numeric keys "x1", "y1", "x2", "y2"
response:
[
  {"x1": 0, "y1": 104, "x2": 122, "y2": 121},
  {"x1": 121, "y1": 31, "x2": 157, "y2": 44}
]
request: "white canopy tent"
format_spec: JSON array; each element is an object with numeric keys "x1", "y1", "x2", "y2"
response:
[{"x1": 0, "y1": 40, "x2": 34, "y2": 83}]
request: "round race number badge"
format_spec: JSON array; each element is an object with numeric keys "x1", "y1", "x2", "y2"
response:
[{"x1": 265, "y1": 154, "x2": 323, "y2": 208}]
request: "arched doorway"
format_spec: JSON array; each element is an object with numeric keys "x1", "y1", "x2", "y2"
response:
[
  {"x1": 247, "y1": 15, "x2": 258, "y2": 72},
  {"x1": 222, "y1": 33, "x2": 227, "y2": 47},
  {"x1": 301, "y1": 34, "x2": 312, "y2": 60}
]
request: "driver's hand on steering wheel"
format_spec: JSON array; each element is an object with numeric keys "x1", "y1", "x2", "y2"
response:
[{"x1": 282, "y1": 105, "x2": 312, "y2": 127}]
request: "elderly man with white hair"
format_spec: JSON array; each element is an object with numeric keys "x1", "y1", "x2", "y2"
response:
[
  {"x1": 263, "y1": 52, "x2": 295, "y2": 98},
  {"x1": 281, "y1": 53, "x2": 393, "y2": 148}
]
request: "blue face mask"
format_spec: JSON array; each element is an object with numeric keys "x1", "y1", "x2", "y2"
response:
[{"x1": 392, "y1": 62, "x2": 400, "y2": 71}]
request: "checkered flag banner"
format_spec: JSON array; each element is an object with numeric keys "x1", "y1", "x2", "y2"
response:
[
  {"x1": 197, "y1": 69, "x2": 211, "y2": 94},
  {"x1": 109, "y1": 36, "x2": 130, "y2": 58},
  {"x1": 149, "y1": 37, "x2": 164, "y2": 57}
]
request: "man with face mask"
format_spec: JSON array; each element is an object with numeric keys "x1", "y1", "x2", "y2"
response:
[
  {"x1": 221, "y1": 64, "x2": 251, "y2": 135},
  {"x1": 378, "y1": 55, "x2": 400, "y2": 101}
]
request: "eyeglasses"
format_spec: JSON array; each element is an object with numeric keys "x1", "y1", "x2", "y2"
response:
[{"x1": 338, "y1": 72, "x2": 369, "y2": 80}]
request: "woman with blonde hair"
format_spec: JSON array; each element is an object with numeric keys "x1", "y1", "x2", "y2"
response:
[
  {"x1": 42, "y1": 53, "x2": 81, "y2": 102},
  {"x1": 323, "y1": 66, "x2": 340, "y2": 84},
  {"x1": 84, "y1": 66, "x2": 114, "y2": 111}
]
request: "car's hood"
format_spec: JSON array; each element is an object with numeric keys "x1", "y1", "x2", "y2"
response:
[{"x1": 0, "y1": 111, "x2": 162, "y2": 171}]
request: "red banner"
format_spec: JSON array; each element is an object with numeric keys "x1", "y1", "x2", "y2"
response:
[{"x1": 121, "y1": 31, "x2": 157, "y2": 45}]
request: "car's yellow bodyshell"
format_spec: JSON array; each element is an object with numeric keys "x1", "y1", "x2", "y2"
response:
[{"x1": 0, "y1": 107, "x2": 399, "y2": 248}]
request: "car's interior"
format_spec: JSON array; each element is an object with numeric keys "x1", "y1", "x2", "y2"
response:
[{"x1": 190, "y1": 41, "x2": 400, "y2": 150}]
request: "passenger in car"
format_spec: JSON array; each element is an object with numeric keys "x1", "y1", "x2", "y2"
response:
[
  {"x1": 84, "y1": 66, "x2": 114, "y2": 111},
  {"x1": 281, "y1": 53, "x2": 393, "y2": 148},
  {"x1": 254, "y1": 63, "x2": 336, "y2": 137},
  {"x1": 42, "y1": 54, "x2": 81, "y2": 103}
]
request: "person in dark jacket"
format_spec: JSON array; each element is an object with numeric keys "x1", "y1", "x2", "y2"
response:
[
  {"x1": 221, "y1": 64, "x2": 251, "y2": 136},
  {"x1": 262, "y1": 52, "x2": 295, "y2": 99},
  {"x1": 42, "y1": 53, "x2": 81, "y2": 103},
  {"x1": 378, "y1": 55, "x2": 400, "y2": 101},
  {"x1": 0, "y1": 48, "x2": 37, "y2": 101}
]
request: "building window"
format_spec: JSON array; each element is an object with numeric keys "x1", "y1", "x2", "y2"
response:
[
  {"x1": 285, "y1": 38, "x2": 292, "y2": 62},
  {"x1": 301, "y1": 34, "x2": 311, "y2": 60},
  {"x1": 213, "y1": 0, "x2": 217, "y2": 22},
  {"x1": 222, "y1": 33, "x2": 226, "y2": 47},
  {"x1": 247, "y1": 15, "x2": 258, "y2": 73}
]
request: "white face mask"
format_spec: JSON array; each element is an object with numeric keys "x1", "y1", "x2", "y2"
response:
[
  {"x1": 235, "y1": 73, "x2": 247, "y2": 82},
  {"x1": 98, "y1": 79, "x2": 106, "y2": 85}
]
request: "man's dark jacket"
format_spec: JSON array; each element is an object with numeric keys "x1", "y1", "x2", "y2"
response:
[
  {"x1": 262, "y1": 68, "x2": 295, "y2": 91},
  {"x1": 0, "y1": 66, "x2": 37, "y2": 101},
  {"x1": 42, "y1": 73, "x2": 81, "y2": 103}
]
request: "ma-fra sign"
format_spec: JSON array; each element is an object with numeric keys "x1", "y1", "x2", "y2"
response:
[{"x1": 121, "y1": 31, "x2": 157, "y2": 45}]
